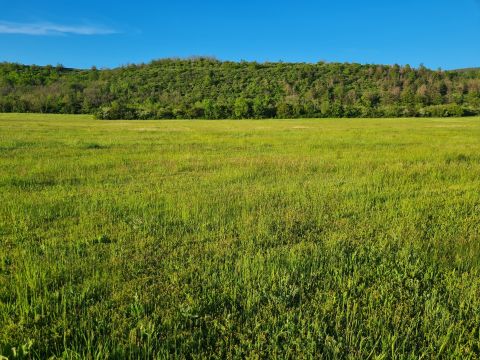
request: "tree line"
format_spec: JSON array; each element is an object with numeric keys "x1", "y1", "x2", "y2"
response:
[{"x1": 1, "y1": 58, "x2": 480, "y2": 119}]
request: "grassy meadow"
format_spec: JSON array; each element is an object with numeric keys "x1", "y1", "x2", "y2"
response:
[{"x1": 1, "y1": 113, "x2": 480, "y2": 359}]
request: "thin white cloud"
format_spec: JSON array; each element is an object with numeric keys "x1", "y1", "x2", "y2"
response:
[{"x1": 0, "y1": 21, "x2": 117, "y2": 35}]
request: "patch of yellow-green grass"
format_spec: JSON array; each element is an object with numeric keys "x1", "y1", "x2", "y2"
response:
[{"x1": 1, "y1": 114, "x2": 480, "y2": 358}]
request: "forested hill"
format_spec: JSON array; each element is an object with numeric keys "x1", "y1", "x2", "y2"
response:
[{"x1": 1, "y1": 58, "x2": 480, "y2": 119}]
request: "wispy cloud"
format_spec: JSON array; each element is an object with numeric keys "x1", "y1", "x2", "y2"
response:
[{"x1": 0, "y1": 21, "x2": 117, "y2": 36}]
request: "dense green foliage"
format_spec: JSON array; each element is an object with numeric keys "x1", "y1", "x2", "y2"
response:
[
  {"x1": 1, "y1": 59, "x2": 480, "y2": 119},
  {"x1": 1, "y1": 114, "x2": 480, "y2": 358}
]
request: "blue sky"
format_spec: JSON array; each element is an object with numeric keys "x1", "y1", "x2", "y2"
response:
[{"x1": 1, "y1": 0, "x2": 479, "y2": 69}]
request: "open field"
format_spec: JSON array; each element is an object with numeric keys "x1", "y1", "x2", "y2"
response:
[{"x1": 1, "y1": 113, "x2": 480, "y2": 358}]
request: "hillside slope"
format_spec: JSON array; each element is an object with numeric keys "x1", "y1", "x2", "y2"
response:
[{"x1": 1, "y1": 59, "x2": 480, "y2": 119}]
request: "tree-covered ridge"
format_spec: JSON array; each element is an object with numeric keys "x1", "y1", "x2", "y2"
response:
[{"x1": 1, "y1": 58, "x2": 480, "y2": 119}]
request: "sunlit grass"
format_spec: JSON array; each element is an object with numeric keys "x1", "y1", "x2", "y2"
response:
[{"x1": 1, "y1": 114, "x2": 480, "y2": 358}]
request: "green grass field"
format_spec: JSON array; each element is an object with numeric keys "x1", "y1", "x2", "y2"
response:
[{"x1": 1, "y1": 113, "x2": 480, "y2": 359}]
